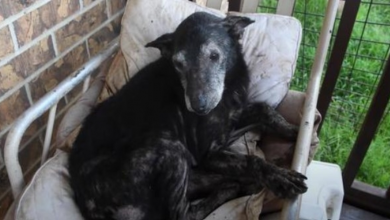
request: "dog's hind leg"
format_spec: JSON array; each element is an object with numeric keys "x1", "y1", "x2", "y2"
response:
[
  {"x1": 149, "y1": 141, "x2": 244, "y2": 220},
  {"x1": 147, "y1": 140, "x2": 193, "y2": 220},
  {"x1": 114, "y1": 141, "x2": 243, "y2": 220},
  {"x1": 202, "y1": 150, "x2": 307, "y2": 199},
  {"x1": 237, "y1": 102, "x2": 299, "y2": 141},
  {"x1": 72, "y1": 140, "x2": 193, "y2": 220}
]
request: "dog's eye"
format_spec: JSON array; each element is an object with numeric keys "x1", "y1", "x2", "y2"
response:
[{"x1": 209, "y1": 52, "x2": 219, "y2": 61}]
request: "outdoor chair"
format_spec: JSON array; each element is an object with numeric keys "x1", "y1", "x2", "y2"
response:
[{"x1": 4, "y1": 0, "x2": 343, "y2": 219}]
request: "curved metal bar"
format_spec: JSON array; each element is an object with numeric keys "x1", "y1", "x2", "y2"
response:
[
  {"x1": 280, "y1": 0, "x2": 340, "y2": 219},
  {"x1": 41, "y1": 104, "x2": 58, "y2": 166},
  {"x1": 4, "y1": 38, "x2": 119, "y2": 199}
]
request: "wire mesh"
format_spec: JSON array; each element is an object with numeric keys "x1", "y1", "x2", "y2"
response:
[
  {"x1": 258, "y1": 0, "x2": 390, "y2": 188},
  {"x1": 257, "y1": 0, "x2": 278, "y2": 13}
]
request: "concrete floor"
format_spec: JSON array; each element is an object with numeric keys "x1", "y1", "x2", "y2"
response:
[{"x1": 341, "y1": 204, "x2": 390, "y2": 220}]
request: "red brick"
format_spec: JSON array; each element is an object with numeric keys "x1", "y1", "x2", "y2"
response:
[
  {"x1": 87, "y1": 22, "x2": 119, "y2": 56},
  {"x1": 0, "y1": 37, "x2": 54, "y2": 97},
  {"x1": 29, "y1": 43, "x2": 89, "y2": 102},
  {"x1": 0, "y1": 27, "x2": 14, "y2": 59},
  {"x1": 0, "y1": 0, "x2": 39, "y2": 19},
  {"x1": 55, "y1": 1, "x2": 108, "y2": 53},
  {"x1": 0, "y1": 88, "x2": 30, "y2": 131},
  {"x1": 0, "y1": 64, "x2": 23, "y2": 97},
  {"x1": 12, "y1": 36, "x2": 55, "y2": 78},
  {"x1": 14, "y1": 0, "x2": 80, "y2": 46}
]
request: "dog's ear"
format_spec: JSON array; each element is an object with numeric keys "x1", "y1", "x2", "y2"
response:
[
  {"x1": 221, "y1": 16, "x2": 254, "y2": 39},
  {"x1": 145, "y1": 33, "x2": 174, "y2": 59}
]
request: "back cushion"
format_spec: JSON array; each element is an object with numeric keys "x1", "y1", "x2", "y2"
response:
[{"x1": 106, "y1": 0, "x2": 302, "y2": 107}]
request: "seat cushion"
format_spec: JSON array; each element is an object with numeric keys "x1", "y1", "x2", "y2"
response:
[{"x1": 5, "y1": 151, "x2": 84, "y2": 220}]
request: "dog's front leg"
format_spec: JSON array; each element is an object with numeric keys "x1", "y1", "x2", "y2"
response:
[
  {"x1": 186, "y1": 169, "x2": 265, "y2": 220},
  {"x1": 188, "y1": 182, "x2": 241, "y2": 220},
  {"x1": 202, "y1": 150, "x2": 307, "y2": 199},
  {"x1": 187, "y1": 169, "x2": 258, "y2": 200},
  {"x1": 237, "y1": 102, "x2": 299, "y2": 140}
]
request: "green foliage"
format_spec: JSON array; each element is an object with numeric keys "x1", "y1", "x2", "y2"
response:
[{"x1": 258, "y1": 0, "x2": 390, "y2": 188}]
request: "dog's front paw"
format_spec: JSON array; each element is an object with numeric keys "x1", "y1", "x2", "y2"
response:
[{"x1": 264, "y1": 167, "x2": 307, "y2": 199}]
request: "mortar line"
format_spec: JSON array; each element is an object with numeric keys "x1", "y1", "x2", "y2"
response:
[
  {"x1": 0, "y1": 9, "x2": 125, "y2": 104},
  {"x1": 8, "y1": 23, "x2": 19, "y2": 51},
  {"x1": 0, "y1": 0, "x2": 106, "y2": 66},
  {"x1": 86, "y1": 39, "x2": 92, "y2": 59},
  {"x1": 79, "y1": 0, "x2": 84, "y2": 9},
  {"x1": 50, "y1": 33, "x2": 60, "y2": 57},
  {"x1": 106, "y1": 0, "x2": 112, "y2": 17},
  {"x1": 24, "y1": 84, "x2": 34, "y2": 106},
  {"x1": 0, "y1": 0, "x2": 51, "y2": 30}
]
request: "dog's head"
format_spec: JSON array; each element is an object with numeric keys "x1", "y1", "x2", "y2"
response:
[{"x1": 146, "y1": 12, "x2": 253, "y2": 115}]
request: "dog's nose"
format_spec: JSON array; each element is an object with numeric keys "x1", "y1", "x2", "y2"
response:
[
  {"x1": 192, "y1": 95, "x2": 208, "y2": 115},
  {"x1": 197, "y1": 95, "x2": 207, "y2": 110}
]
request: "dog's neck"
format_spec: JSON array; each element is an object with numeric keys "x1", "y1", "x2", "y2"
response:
[{"x1": 222, "y1": 47, "x2": 250, "y2": 107}]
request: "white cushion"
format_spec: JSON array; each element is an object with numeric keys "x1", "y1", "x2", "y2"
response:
[
  {"x1": 120, "y1": 0, "x2": 302, "y2": 107},
  {"x1": 7, "y1": 151, "x2": 84, "y2": 220}
]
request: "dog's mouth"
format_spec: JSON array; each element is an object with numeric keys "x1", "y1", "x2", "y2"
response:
[
  {"x1": 185, "y1": 96, "x2": 210, "y2": 115},
  {"x1": 184, "y1": 93, "x2": 220, "y2": 115},
  {"x1": 187, "y1": 105, "x2": 212, "y2": 115},
  {"x1": 192, "y1": 108, "x2": 211, "y2": 116}
]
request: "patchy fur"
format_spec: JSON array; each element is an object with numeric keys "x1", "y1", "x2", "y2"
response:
[{"x1": 69, "y1": 12, "x2": 307, "y2": 220}]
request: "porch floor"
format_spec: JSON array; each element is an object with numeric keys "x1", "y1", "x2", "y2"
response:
[{"x1": 341, "y1": 204, "x2": 390, "y2": 220}]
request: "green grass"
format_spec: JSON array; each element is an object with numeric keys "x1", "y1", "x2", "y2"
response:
[{"x1": 258, "y1": 0, "x2": 390, "y2": 188}]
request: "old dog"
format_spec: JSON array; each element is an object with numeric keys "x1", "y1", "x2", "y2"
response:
[{"x1": 68, "y1": 12, "x2": 307, "y2": 220}]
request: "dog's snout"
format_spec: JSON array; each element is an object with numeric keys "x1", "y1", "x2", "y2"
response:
[{"x1": 192, "y1": 95, "x2": 209, "y2": 115}]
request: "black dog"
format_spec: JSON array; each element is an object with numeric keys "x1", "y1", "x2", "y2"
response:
[{"x1": 68, "y1": 12, "x2": 307, "y2": 220}]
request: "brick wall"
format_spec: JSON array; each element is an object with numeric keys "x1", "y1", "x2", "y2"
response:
[{"x1": 0, "y1": 0, "x2": 126, "y2": 217}]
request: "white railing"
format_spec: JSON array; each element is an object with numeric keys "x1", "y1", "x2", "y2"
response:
[
  {"x1": 281, "y1": 0, "x2": 340, "y2": 219},
  {"x1": 4, "y1": 38, "x2": 119, "y2": 199}
]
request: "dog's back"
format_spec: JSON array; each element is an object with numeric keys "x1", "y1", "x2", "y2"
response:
[
  {"x1": 70, "y1": 58, "x2": 183, "y2": 159},
  {"x1": 69, "y1": 58, "x2": 190, "y2": 219}
]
